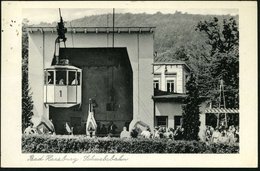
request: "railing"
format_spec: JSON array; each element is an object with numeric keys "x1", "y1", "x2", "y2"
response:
[{"x1": 26, "y1": 26, "x2": 156, "y2": 34}]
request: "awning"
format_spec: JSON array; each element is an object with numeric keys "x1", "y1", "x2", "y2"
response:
[{"x1": 205, "y1": 108, "x2": 239, "y2": 113}]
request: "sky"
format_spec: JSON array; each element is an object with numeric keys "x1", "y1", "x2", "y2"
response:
[{"x1": 22, "y1": 8, "x2": 239, "y2": 25}]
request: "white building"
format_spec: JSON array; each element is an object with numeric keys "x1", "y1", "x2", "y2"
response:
[
  {"x1": 27, "y1": 26, "x2": 155, "y2": 135},
  {"x1": 152, "y1": 59, "x2": 208, "y2": 139},
  {"x1": 153, "y1": 61, "x2": 190, "y2": 94}
]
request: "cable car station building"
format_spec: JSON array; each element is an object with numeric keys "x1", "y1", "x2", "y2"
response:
[{"x1": 27, "y1": 26, "x2": 154, "y2": 135}]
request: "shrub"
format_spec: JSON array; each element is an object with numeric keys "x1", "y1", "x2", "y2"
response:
[{"x1": 22, "y1": 135, "x2": 239, "y2": 153}]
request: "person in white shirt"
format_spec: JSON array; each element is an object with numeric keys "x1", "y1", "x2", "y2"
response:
[
  {"x1": 120, "y1": 127, "x2": 130, "y2": 139},
  {"x1": 65, "y1": 122, "x2": 73, "y2": 135},
  {"x1": 227, "y1": 128, "x2": 235, "y2": 143},
  {"x1": 24, "y1": 123, "x2": 38, "y2": 135},
  {"x1": 141, "y1": 127, "x2": 151, "y2": 138},
  {"x1": 59, "y1": 79, "x2": 64, "y2": 85},
  {"x1": 153, "y1": 127, "x2": 160, "y2": 139},
  {"x1": 48, "y1": 79, "x2": 52, "y2": 84},
  {"x1": 212, "y1": 128, "x2": 220, "y2": 143},
  {"x1": 163, "y1": 128, "x2": 173, "y2": 139},
  {"x1": 71, "y1": 79, "x2": 78, "y2": 85}
]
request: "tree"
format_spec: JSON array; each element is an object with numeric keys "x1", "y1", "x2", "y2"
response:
[
  {"x1": 174, "y1": 46, "x2": 189, "y2": 61},
  {"x1": 196, "y1": 17, "x2": 239, "y2": 108},
  {"x1": 22, "y1": 18, "x2": 34, "y2": 132},
  {"x1": 182, "y1": 73, "x2": 201, "y2": 141},
  {"x1": 196, "y1": 17, "x2": 238, "y2": 56}
]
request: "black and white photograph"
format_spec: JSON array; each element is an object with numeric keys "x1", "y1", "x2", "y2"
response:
[{"x1": 1, "y1": 1, "x2": 257, "y2": 167}]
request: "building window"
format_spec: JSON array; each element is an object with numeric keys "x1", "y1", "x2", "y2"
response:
[
  {"x1": 153, "y1": 80, "x2": 159, "y2": 90},
  {"x1": 174, "y1": 116, "x2": 183, "y2": 129},
  {"x1": 167, "y1": 80, "x2": 175, "y2": 92},
  {"x1": 205, "y1": 113, "x2": 217, "y2": 128},
  {"x1": 156, "y1": 116, "x2": 168, "y2": 127}
]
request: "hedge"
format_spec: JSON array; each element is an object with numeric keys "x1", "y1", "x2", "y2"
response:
[{"x1": 22, "y1": 135, "x2": 239, "y2": 153}]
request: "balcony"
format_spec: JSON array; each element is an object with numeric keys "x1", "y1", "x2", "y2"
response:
[{"x1": 152, "y1": 89, "x2": 187, "y2": 102}]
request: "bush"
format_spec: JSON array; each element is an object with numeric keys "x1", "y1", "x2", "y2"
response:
[{"x1": 22, "y1": 135, "x2": 239, "y2": 153}]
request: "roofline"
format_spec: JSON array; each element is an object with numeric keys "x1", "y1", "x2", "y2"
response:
[
  {"x1": 26, "y1": 26, "x2": 156, "y2": 34},
  {"x1": 26, "y1": 26, "x2": 156, "y2": 28},
  {"x1": 153, "y1": 62, "x2": 186, "y2": 65},
  {"x1": 152, "y1": 93, "x2": 187, "y2": 98},
  {"x1": 153, "y1": 62, "x2": 192, "y2": 72},
  {"x1": 44, "y1": 65, "x2": 81, "y2": 70}
]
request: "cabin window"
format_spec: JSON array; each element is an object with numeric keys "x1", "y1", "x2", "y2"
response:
[
  {"x1": 77, "y1": 72, "x2": 81, "y2": 85},
  {"x1": 45, "y1": 71, "x2": 54, "y2": 85},
  {"x1": 167, "y1": 80, "x2": 175, "y2": 92},
  {"x1": 153, "y1": 80, "x2": 159, "y2": 90},
  {"x1": 68, "y1": 71, "x2": 77, "y2": 85},
  {"x1": 56, "y1": 70, "x2": 67, "y2": 85}
]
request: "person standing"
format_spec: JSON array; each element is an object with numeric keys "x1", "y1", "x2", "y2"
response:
[
  {"x1": 130, "y1": 127, "x2": 139, "y2": 138},
  {"x1": 108, "y1": 121, "x2": 117, "y2": 136},
  {"x1": 235, "y1": 126, "x2": 239, "y2": 142},
  {"x1": 59, "y1": 79, "x2": 64, "y2": 85},
  {"x1": 212, "y1": 128, "x2": 220, "y2": 143},
  {"x1": 205, "y1": 126, "x2": 212, "y2": 142},
  {"x1": 141, "y1": 127, "x2": 151, "y2": 138},
  {"x1": 120, "y1": 127, "x2": 130, "y2": 139},
  {"x1": 153, "y1": 127, "x2": 160, "y2": 139},
  {"x1": 227, "y1": 127, "x2": 235, "y2": 144},
  {"x1": 100, "y1": 124, "x2": 107, "y2": 136}
]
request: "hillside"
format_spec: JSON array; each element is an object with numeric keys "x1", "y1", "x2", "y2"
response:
[{"x1": 33, "y1": 11, "x2": 238, "y2": 60}]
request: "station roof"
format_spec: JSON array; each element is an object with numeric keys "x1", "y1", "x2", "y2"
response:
[
  {"x1": 26, "y1": 26, "x2": 155, "y2": 34},
  {"x1": 45, "y1": 65, "x2": 81, "y2": 70}
]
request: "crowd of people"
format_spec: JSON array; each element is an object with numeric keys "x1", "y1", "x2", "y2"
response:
[
  {"x1": 120, "y1": 125, "x2": 239, "y2": 144},
  {"x1": 124, "y1": 126, "x2": 186, "y2": 140},
  {"x1": 205, "y1": 125, "x2": 239, "y2": 144},
  {"x1": 96, "y1": 121, "x2": 118, "y2": 137},
  {"x1": 24, "y1": 119, "x2": 239, "y2": 144}
]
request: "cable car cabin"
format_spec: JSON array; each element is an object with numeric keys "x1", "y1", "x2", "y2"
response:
[{"x1": 44, "y1": 65, "x2": 82, "y2": 108}]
